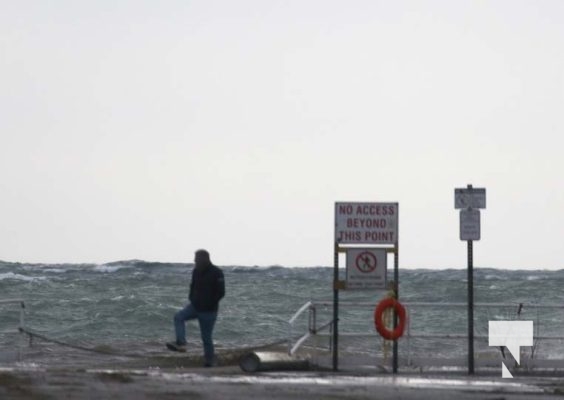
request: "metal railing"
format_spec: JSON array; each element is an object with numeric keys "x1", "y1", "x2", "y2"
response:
[
  {"x1": 287, "y1": 300, "x2": 564, "y2": 369},
  {"x1": 287, "y1": 301, "x2": 313, "y2": 354}
]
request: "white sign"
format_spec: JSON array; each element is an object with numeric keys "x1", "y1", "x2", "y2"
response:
[
  {"x1": 335, "y1": 202, "x2": 398, "y2": 244},
  {"x1": 460, "y1": 208, "x2": 480, "y2": 241},
  {"x1": 455, "y1": 188, "x2": 486, "y2": 209},
  {"x1": 346, "y1": 248, "x2": 387, "y2": 290},
  {"x1": 489, "y1": 321, "x2": 533, "y2": 378}
]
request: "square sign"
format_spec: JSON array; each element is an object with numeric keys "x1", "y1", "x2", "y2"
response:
[
  {"x1": 455, "y1": 188, "x2": 486, "y2": 209},
  {"x1": 460, "y1": 208, "x2": 480, "y2": 241},
  {"x1": 346, "y1": 248, "x2": 387, "y2": 290},
  {"x1": 335, "y1": 202, "x2": 398, "y2": 244}
]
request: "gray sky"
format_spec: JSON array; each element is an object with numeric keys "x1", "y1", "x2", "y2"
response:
[{"x1": 1, "y1": 1, "x2": 563, "y2": 269}]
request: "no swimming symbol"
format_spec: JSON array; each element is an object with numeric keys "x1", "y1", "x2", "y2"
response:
[{"x1": 355, "y1": 251, "x2": 377, "y2": 273}]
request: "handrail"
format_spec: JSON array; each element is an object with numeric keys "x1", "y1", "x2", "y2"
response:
[
  {"x1": 314, "y1": 320, "x2": 334, "y2": 334},
  {"x1": 289, "y1": 332, "x2": 312, "y2": 355},
  {"x1": 310, "y1": 300, "x2": 564, "y2": 309},
  {"x1": 287, "y1": 301, "x2": 313, "y2": 354},
  {"x1": 288, "y1": 301, "x2": 313, "y2": 325},
  {"x1": 286, "y1": 300, "x2": 564, "y2": 365},
  {"x1": 405, "y1": 302, "x2": 564, "y2": 309}
]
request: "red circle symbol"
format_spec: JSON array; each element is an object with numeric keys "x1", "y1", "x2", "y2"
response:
[{"x1": 355, "y1": 251, "x2": 377, "y2": 273}]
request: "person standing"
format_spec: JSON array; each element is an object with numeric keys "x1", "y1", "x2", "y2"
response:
[{"x1": 167, "y1": 249, "x2": 225, "y2": 367}]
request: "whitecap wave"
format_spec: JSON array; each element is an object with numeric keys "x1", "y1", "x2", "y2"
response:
[
  {"x1": 94, "y1": 265, "x2": 128, "y2": 273},
  {"x1": 43, "y1": 268, "x2": 67, "y2": 274},
  {"x1": 0, "y1": 272, "x2": 47, "y2": 282},
  {"x1": 484, "y1": 274, "x2": 503, "y2": 281}
]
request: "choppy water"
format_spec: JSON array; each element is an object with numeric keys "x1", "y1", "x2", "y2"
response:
[{"x1": 1, "y1": 260, "x2": 564, "y2": 367}]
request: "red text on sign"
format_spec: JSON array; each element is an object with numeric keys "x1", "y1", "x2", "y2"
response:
[{"x1": 346, "y1": 218, "x2": 387, "y2": 228}]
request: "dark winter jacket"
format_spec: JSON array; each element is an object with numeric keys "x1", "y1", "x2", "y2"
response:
[{"x1": 189, "y1": 263, "x2": 225, "y2": 312}]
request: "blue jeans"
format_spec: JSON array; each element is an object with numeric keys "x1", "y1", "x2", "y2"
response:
[{"x1": 174, "y1": 304, "x2": 217, "y2": 364}]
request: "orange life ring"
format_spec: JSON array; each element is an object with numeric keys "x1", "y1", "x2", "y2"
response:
[{"x1": 374, "y1": 298, "x2": 407, "y2": 340}]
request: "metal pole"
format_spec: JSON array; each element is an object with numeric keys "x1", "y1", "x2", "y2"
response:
[
  {"x1": 393, "y1": 246, "x2": 399, "y2": 373},
  {"x1": 332, "y1": 242, "x2": 339, "y2": 371},
  {"x1": 393, "y1": 202, "x2": 399, "y2": 374},
  {"x1": 468, "y1": 239, "x2": 474, "y2": 375}
]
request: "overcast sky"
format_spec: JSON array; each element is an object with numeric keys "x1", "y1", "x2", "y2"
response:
[{"x1": 1, "y1": 1, "x2": 563, "y2": 269}]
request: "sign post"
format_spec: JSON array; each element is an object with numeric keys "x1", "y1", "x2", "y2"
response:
[
  {"x1": 334, "y1": 202, "x2": 399, "y2": 372},
  {"x1": 332, "y1": 242, "x2": 339, "y2": 371},
  {"x1": 455, "y1": 184, "x2": 486, "y2": 375}
]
